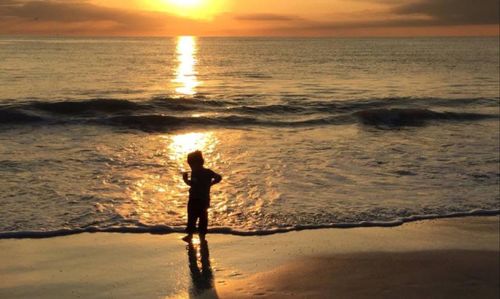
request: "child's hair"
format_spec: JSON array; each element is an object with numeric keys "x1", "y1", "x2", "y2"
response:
[{"x1": 187, "y1": 150, "x2": 204, "y2": 168}]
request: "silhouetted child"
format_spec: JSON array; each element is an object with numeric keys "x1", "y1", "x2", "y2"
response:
[{"x1": 182, "y1": 151, "x2": 222, "y2": 242}]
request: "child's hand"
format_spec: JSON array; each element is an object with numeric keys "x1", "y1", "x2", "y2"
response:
[{"x1": 182, "y1": 172, "x2": 191, "y2": 186}]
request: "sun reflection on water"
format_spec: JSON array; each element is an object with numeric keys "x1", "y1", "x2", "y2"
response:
[
  {"x1": 169, "y1": 132, "x2": 217, "y2": 170},
  {"x1": 167, "y1": 131, "x2": 220, "y2": 213},
  {"x1": 113, "y1": 131, "x2": 222, "y2": 227},
  {"x1": 173, "y1": 36, "x2": 199, "y2": 96}
]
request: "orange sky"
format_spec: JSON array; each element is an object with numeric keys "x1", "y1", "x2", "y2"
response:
[{"x1": 0, "y1": 0, "x2": 498, "y2": 36}]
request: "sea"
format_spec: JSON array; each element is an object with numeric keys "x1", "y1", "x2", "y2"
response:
[{"x1": 0, "y1": 36, "x2": 498, "y2": 238}]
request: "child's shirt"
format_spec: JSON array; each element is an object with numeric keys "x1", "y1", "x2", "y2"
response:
[{"x1": 189, "y1": 168, "x2": 218, "y2": 202}]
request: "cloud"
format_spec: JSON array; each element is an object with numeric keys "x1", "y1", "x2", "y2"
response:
[
  {"x1": 392, "y1": 0, "x2": 499, "y2": 25},
  {"x1": 0, "y1": 0, "x2": 206, "y2": 35},
  {"x1": 233, "y1": 0, "x2": 499, "y2": 36},
  {"x1": 234, "y1": 13, "x2": 302, "y2": 22},
  {"x1": 2, "y1": 1, "x2": 133, "y2": 23}
]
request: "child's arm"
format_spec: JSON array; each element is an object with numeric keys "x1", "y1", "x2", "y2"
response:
[
  {"x1": 211, "y1": 171, "x2": 222, "y2": 185},
  {"x1": 182, "y1": 172, "x2": 191, "y2": 186}
]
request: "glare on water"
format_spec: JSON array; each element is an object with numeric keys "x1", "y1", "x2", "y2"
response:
[
  {"x1": 169, "y1": 132, "x2": 218, "y2": 171},
  {"x1": 173, "y1": 36, "x2": 199, "y2": 96},
  {"x1": 114, "y1": 131, "x2": 221, "y2": 225}
]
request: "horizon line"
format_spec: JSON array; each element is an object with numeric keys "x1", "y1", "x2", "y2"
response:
[{"x1": 1, "y1": 33, "x2": 499, "y2": 39}]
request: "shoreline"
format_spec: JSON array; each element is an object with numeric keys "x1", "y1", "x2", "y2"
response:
[
  {"x1": 1, "y1": 209, "x2": 498, "y2": 239},
  {"x1": 1, "y1": 216, "x2": 498, "y2": 298}
]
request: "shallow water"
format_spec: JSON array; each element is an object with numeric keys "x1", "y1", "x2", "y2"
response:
[{"x1": 0, "y1": 36, "x2": 498, "y2": 236}]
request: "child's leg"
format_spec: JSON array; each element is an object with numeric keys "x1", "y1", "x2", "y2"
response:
[
  {"x1": 199, "y1": 208, "x2": 209, "y2": 239},
  {"x1": 185, "y1": 201, "x2": 197, "y2": 238}
]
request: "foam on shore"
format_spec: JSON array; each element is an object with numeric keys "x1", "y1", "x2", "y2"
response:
[{"x1": 1, "y1": 208, "x2": 498, "y2": 239}]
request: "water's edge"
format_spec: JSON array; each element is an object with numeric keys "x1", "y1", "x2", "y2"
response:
[{"x1": 1, "y1": 209, "x2": 498, "y2": 239}]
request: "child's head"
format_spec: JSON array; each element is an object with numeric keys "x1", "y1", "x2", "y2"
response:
[{"x1": 187, "y1": 150, "x2": 204, "y2": 170}]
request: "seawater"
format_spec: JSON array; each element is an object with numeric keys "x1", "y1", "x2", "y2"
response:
[{"x1": 0, "y1": 36, "x2": 498, "y2": 238}]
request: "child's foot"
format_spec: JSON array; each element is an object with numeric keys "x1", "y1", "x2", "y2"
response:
[{"x1": 182, "y1": 235, "x2": 193, "y2": 243}]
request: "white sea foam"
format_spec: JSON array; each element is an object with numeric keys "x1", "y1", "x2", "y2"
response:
[{"x1": 1, "y1": 209, "x2": 497, "y2": 239}]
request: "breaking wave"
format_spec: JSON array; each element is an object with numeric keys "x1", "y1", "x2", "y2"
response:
[
  {"x1": 354, "y1": 108, "x2": 493, "y2": 127},
  {"x1": 0, "y1": 97, "x2": 497, "y2": 131}
]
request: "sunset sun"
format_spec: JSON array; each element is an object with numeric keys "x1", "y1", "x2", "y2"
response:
[
  {"x1": 168, "y1": 0, "x2": 202, "y2": 7},
  {"x1": 158, "y1": 0, "x2": 223, "y2": 19}
]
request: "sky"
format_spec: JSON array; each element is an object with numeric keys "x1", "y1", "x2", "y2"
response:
[{"x1": 0, "y1": 0, "x2": 498, "y2": 36}]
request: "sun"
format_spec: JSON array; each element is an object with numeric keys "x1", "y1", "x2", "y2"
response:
[
  {"x1": 168, "y1": 0, "x2": 202, "y2": 7},
  {"x1": 156, "y1": 0, "x2": 224, "y2": 19}
]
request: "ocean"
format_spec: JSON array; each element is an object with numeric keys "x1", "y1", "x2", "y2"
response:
[{"x1": 0, "y1": 36, "x2": 498, "y2": 238}]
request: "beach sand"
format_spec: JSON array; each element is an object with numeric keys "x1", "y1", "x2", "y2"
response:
[{"x1": 1, "y1": 216, "x2": 498, "y2": 298}]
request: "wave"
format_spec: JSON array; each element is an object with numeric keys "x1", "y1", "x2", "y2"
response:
[
  {"x1": 0, "y1": 209, "x2": 497, "y2": 239},
  {"x1": 2, "y1": 97, "x2": 229, "y2": 115},
  {"x1": 0, "y1": 109, "x2": 44, "y2": 124},
  {"x1": 354, "y1": 108, "x2": 493, "y2": 127},
  {"x1": 32, "y1": 98, "x2": 146, "y2": 114},
  {"x1": 3, "y1": 96, "x2": 498, "y2": 115},
  {"x1": 101, "y1": 114, "x2": 353, "y2": 131},
  {"x1": 0, "y1": 97, "x2": 497, "y2": 131}
]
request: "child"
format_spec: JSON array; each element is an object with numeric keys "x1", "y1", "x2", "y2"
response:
[{"x1": 182, "y1": 150, "x2": 222, "y2": 242}]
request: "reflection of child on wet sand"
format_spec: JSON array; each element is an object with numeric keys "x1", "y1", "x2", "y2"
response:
[{"x1": 182, "y1": 150, "x2": 222, "y2": 242}]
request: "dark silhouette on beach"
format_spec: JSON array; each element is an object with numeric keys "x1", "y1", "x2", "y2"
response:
[
  {"x1": 182, "y1": 151, "x2": 222, "y2": 242},
  {"x1": 187, "y1": 240, "x2": 217, "y2": 297}
]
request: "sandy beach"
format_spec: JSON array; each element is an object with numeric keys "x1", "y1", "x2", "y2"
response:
[{"x1": 0, "y1": 216, "x2": 498, "y2": 298}]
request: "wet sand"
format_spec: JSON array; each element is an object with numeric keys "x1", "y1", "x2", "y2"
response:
[
  {"x1": 218, "y1": 250, "x2": 498, "y2": 298},
  {"x1": 1, "y1": 216, "x2": 498, "y2": 298}
]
